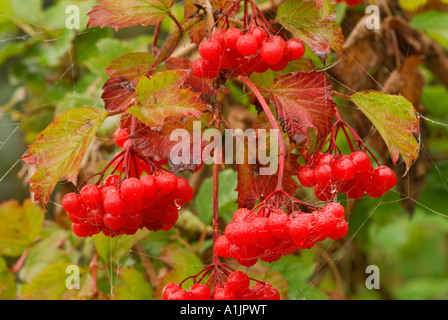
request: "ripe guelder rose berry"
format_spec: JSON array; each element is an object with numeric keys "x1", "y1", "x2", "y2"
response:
[
  {"x1": 62, "y1": 171, "x2": 194, "y2": 238},
  {"x1": 161, "y1": 270, "x2": 280, "y2": 300},
  {"x1": 192, "y1": 27, "x2": 305, "y2": 79},
  {"x1": 216, "y1": 202, "x2": 349, "y2": 266},
  {"x1": 297, "y1": 151, "x2": 397, "y2": 201}
]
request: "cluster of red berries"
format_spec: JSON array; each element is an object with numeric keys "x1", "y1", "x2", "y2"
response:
[
  {"x1": 297, "y1": 151, "x2": 397, "y2": 201},
  {"x1": 62, "y1": 172, "x2": 194, "y2": 237},
  {"x1": 162, "y1": 270, "x2": 280, "y2": 300},
  {"x1": 214, "y1": 202, "x2": 348, "y2": 267},
  {"x1": 192, "y1": 26, "x2": 305, "y2": 79},
  {"x1": 337, "y1": 0, "x2": 363, "y2": 6}
]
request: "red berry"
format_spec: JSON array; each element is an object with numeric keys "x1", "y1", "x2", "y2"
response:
[
  {"x1": 289, "y1": 214, "x2": 312, "y2": 245},
  {"x1": 113, "y1": 128, "x2": 129, "y2": 148},
  {"x1": 124, "y1": 211, "x2": 144, "y2": 230},
  {"x1": 314, "y1": 163, "x2": 333, "y2": 185},
  {"x1": 141, "y1": 175, "x2": 157, "y2": 201},
  {"x1": 162, "y1": 283, "x2": 180, "y2": 300},
  {"x1": 80, "y1": 184, "x2": 102, "y2": 208},
  {"x1": 235, "y1": 287, "x2": 258, "y2": 300},
  {"x1": 328, "y1": 219, "x2": 349, "y2": 240},
  {"x1": 256, "y1": 284, "x2": 280, "y2": 300},
  {"x1": 224, "y1": 28, "x2": 242, "y2": 50},
  {"x1": 62, "y1": 193, "x2": 82, "y2": 213},
  {"x1": 71, "y1": 223, "x2": 93, "y2": 237},
  {"x1": 314, "y1": 184, "x2": 335, "y2": 201},
  {"x1": 155, "y1": 172, "x2": 178, "y2": 194},
  {"x1": 315, "y1": 210, "x2": 338, "y2": 239},
  {"x1": 168, "y1": 288, "x2": 191, "y2": 300},
  {"x1": 215, "y1": 235, "x2": 231, "y2": 258},
  {"x1": 120, "y1": 177, "x2": 145, "y2": 202},
  {"x1": 227, "y1": 270, "x2": 250, "y2": 294},
  {"x1": 191, "y1": 58, "x2": 208, "y2": 78},
  {"x1": 322, "y1": 202, "x2": 345, "y2": 219},
  {"x1": 250, "y1": 26, "x2": 267, "y2": 44},
  {"x1": 102, "y1": 187, "x2": 127, "y2": 215},
  {"x1": 198, "y1": 38, "x2": 222, "y2": 61},
  {"x1": 104, "y1": 174, "x2": 120, "y2": 186},
  {"x1": 189, "y1": 284, "x2": 211, "y2": 300},
  {"x1": 225, "y1": 221, "x2": 256, "y2": 245},
  {"x1": 232, "y1": 208, "x2": 251, "y2": 222},
  {"x1": 213, "y1": 284, "x2": 235, "y2": 300},
  {"x1": 267, "y1": 211, "x2": 290, "y2": 239},
  {"x1": 171, "y1": 177, "x2": 193, "y2": 205},
  {"x1": 269, "y1": 56, "x2": 289, "y2": 72},
  {"x1": 236, "y1": 34, "x2": 259, "y2": 56},
  {"x1": 260, "y1": 38, "x2": 285, "y2": 65},
  {"x1": 349, "y1": 151, "x2": 373, "y2": 172},
  {"x1": 297, "y1": 165, "x2": 317, "y2": 187},
  {"x1": 212, "y1": 29, "x2": 227, "y2": 47},
  {"x1": 284, "y1": 38, "x2": 305, "y2": 61},
  {"x1": 103, "y1": 212, "x2": 127, "y2": 230},
  {"x1": 332, "y1": 156, "x2": 356, "y2": 181}
]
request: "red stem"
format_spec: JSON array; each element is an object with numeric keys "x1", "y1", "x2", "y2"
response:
[{"x1": 237, "y1": 76, "x2": 285, "y2": 190}]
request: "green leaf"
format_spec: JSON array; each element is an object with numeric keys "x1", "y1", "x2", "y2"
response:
[
  {"x1": 0, "y1": 199, "x2": 44, "y2": 257},
  {"x1": 94, "y1": 229, "x2": 149, "y2": 262},
  {"x1": 276, "y1": 0, "x2": 344, "y2": 58},
  {"x1": 87, "y1": 0, "x2": 172, "y2": 31},
  {"x1": 115, "y1": 267, "x2": 153, "y2": 300},
  {"x1": 20, "y1": 262, "x2": 83, "y2": 300},
  {"x1": 129, "y1": 70, "x2": 208, "y2": 129},
  {"x1": 195, "y1": 169, "x2": 239, "y2": 225},
  {"x1": 0, "y1": 256, "x2": 16, "y2": 299},
  {"x1": 410, "y1": 10, "x2": 448, "y2": 48},
  {"x1": 350, "y1": 91, "x2": 420, "y2": 173},
  {"x1": 22, "y1": 107, "x2": 108, "y2": 208}
]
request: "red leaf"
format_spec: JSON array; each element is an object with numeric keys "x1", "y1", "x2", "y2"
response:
[
  {"x1": 269, "y1": 71, "x2": 336, "y2": 156},
  {"x1": 87, "y1": 0, "x2": 172, "y2": 30},
  {"x1": 101, "y1": 52, "x2": 154, "y2": 112}
]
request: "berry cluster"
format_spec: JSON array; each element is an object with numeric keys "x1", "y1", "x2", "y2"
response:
[
  {"x1": 297, "y1": 151, "x2": 397, "y2": 201},
  {"x1": 62, "y1": 172, "x2": 194, "y2": 237},
  {"x1": 215, "y1": 203, "x2": 348, "y2": 267},
  {"x1": 192, "y1": 26, "x2": 305, "y2": 79},
  {"x1": 162, "y1": 270, "x2": 280, "y2": 300}
]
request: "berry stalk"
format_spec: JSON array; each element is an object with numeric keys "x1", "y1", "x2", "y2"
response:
[{"x1": 237, "y1": 76, "x2": 286, "y2": 191}]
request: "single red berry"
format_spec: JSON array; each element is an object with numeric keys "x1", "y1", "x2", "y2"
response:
[
  {"x1": 235, "y1": 287, "x2": 258, "y2": 300},
  {"x1": 313, "y1": 163, "x2": 333, "y2": 185},
  {"x1": 189, "y1": 284, "x2": 211, "y2": 300},
  {"x1": 315, "y1": 210, "x2": 339, "y2": 239},
  {"x1": 349, "y1": 151, "x2": 373, "y2": 172},
  {"x1": 284, "y1": 38, "x2": 305, "y2": 61},
  {"x1": 141, "y1": 175, "x2": 157, "y2": 201},
  {"x1": 168, "y1": 288, "x2": 191, "y2": 300},
  {"x1": 212, "y1": 29, "x2": 227, "y2": 47},
  {"x1": 103, "y1": 212, "x2": 127, "y2": 231},
  {"x1": 120, "y1": 177, "x2": 145, "y2": 202},
  {"x1": 332, "y1": 156, "x2": 356, "y2": 181},
  {"x1": 124, "y1": 211, "x2": 144, "y2": 230},
  {"x1": 71, "y1": 223, "x2": 93, "y2": 237},
  {"x1": 297, "y1": 165, "x2": 317, "y2": 187},
  {"x1": 224, "y1": 28, "x2": 242, "y2": 50},
  {"x1": 322, "y1": 202, "x2": 345, "y2": 219},
  {"x1": 260, "y1": 250, "x2": 282, "y2": 263},
  {"x1": 198, "y1": 38, "x2": 222, "y2": 61},
  {"x1": 213, "y1": 284, "x2": 236, "y2": 300},
  {"x1": 162, "y1": 283, "x2": 180, "y2": 300},
  {"x1": 113, "y1": 128, "x2": 129, "y2": 148},
  {"x1": 314, "y1": 184, "x2": 336, "y2": 201},
  {"x1": 191, "y1": 58, "x2": 208, "y2": 78},
  {"x1": 269, "y1": 56, "x2": 289, "y2": 72},
  {"x1": 225, "y1": 221, "x2": 256, "y2": 245},
  {"x1": 251, "y1": 52, "x2": 270, "y2": 73},
  {"x1": 257, "y1": 285, "x2": 280, "y2": 300},
  {"x1": 155, "y1": 172, "x2": 178, "y2": 195},
  {"x1": 62, "y1": 193, "x2": 82, "y2": 213},
  {"x1": 171, "y1": 177, "x2": 194, "y2": 205},
  {"x1": 227, "y1": 270, "x2": 250, "y2": 294},
  {"x1": 104, "y1": 174, "x2": 120, "y2": 186},
  {"x1": 214, "y1": 235, "x2": 231, "y2": 258},
  {"x1": 80, "y1": 184, "x2": 102, "y2": 208},
  {"x1": 236, "y1": 34, "x2": 259, "y2": 56},
  {"x1": 232, "y1": 208, "x2": 251, "y2": 222},
  {"x1": 102, "y1": 187, "x2": 127, "y2": 215},
  {"x1": 86, "y1": 207, "x2": 105, "y2": 226},
  {"x1": 328, "y1": 219, "x2": 349, "y2": 240},
  {"x1": 289, "y1": 214, "x2": 312, "y2": 245},
  {"x1": 250, "y1": 26, "x2": 267, "y2": 44},
  {"x1": 260, "y1": 37, "x2": 285, "y2": 65},
  {"x1": 267, "y1": 211, "x2": 290, "y2": 239}
]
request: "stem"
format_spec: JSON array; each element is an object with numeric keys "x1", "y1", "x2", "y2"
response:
[
  {"x1": 212, "y1": 89, "x2": 224, "y2": 265},
  {"x1": 237, "y1": 76, "x2": 285, "y2": 190}
]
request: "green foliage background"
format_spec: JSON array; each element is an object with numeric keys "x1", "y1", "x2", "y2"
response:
[{"x1": 0, "y1": 0, "x2": 447, "y2": 300}]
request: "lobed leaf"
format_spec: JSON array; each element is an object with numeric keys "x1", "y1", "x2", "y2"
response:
[
  {"x1": 87, "y1": 0, "x2": 172, "y2": 31},
  {"x1": 350, "y1": 91, "x2": 420, "y2": 173},
  {"x1": 276, "y1": 0, "x2": 344, "y2": 59},
  {"x1": 129, "y1": 70, "x2": 208, "y2": 129},
  {"x1": 101, "y1": 52, "x2": 155, "y2": 112},
  {"x1": 268, "y1": 71, "x2": 336, "y2": 157},
  {"x1": 22, "y1": 107, "x2": 108, "y2": 208}
]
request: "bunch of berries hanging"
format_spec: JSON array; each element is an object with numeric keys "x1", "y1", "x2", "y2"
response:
[{"x1": 192, "y1": 25, "x2": 306, "y2": 79}]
